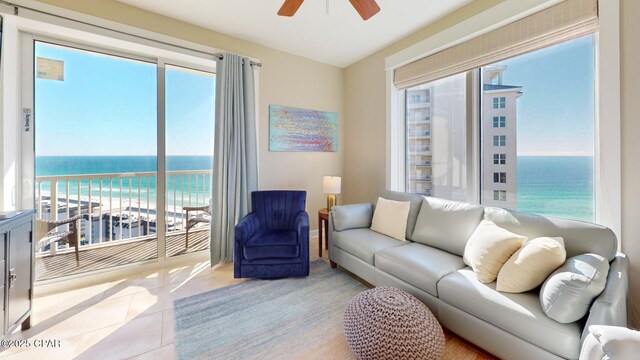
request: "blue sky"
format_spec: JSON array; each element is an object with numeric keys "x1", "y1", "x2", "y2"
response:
[
  {"x1": 496, "y1": 34, "x2": 595, "y2": 156},
  {"x1": 35, "y1": 42, "x2": 215, "y2": 156},
  {"x1": 35, "y1": 35, "x2": 593, "y2": 158}
]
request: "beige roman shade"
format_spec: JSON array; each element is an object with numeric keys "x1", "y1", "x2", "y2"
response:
[{"x1": 394, "y1": 0, "x2": 598, "y2": 89}]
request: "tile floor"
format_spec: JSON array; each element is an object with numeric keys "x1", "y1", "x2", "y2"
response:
[{"x1": 0, "y1": 236, "x2": 492, "y2": 360}]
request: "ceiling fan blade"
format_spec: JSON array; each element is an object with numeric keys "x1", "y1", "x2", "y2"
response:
[
  {"x1": 278, "y1": 0, "x2": 305, "y2": 17},
  {"x1": 349, "y1": 0, "x2": 380, "y2": 20}
]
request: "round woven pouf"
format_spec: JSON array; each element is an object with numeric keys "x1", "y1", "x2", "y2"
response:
[{"x1": 344, "y1": 286, "x2": 445, "y2": 360}]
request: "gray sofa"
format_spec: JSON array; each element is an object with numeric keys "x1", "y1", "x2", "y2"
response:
[{"x1": 328, "y1": 190, "x2": 629, "y2": 360}]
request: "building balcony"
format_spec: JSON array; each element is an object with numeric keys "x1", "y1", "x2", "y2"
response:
[
  {"x1": 407, "y1": 130, "x2": 431, "y2": 137},
  {"x1": 408, "y1": 160, "x2": 432, "y2": 167},
  {"x1": 407, "y1": 145, "x2": 432, "y2": 154},
  {"x1": 34, "y1": 169, "x2": 212, "y2": 281},
  {"x1": 408, "y1": 175, "x2": 432, "y2": 182}
]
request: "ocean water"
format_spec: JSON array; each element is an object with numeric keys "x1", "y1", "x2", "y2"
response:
[
  {"x1": 516, "y1": 156, "x2": 594, "y2": 222},
  {"x1": 36, "y1": 156, "x2": 213, "y2": 208},
  {"x1": 36, "y1": 155, "x2": 595, "y2": 222}
]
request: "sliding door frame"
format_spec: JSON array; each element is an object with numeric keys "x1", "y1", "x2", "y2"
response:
[{"x1": 20, "y1": 30, "x2": 217, "y2": 280}]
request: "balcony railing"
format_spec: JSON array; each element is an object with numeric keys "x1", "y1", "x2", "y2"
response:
[{"x1": 35, "y1": 169, "x2": 212, "y2": 256}]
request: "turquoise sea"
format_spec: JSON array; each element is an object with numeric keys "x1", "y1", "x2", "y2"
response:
[
  {"x1": 36, "y1": 155, "x2": 594, "y2": 221},
  {"x1": 516, "y1": 156, "x2": 593, "y2": 222},
  {"x1": 36, "y1": 156, "x2": 213, "y2": 208}
]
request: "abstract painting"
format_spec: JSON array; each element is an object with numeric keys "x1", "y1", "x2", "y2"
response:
[{"x1": 269, "y1": 105, "x2": 338, "y2": 152}]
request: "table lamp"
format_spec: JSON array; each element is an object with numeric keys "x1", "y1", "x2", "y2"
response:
[{"x1": 323, "y1": 176, "x2": 341, "y2": 211}]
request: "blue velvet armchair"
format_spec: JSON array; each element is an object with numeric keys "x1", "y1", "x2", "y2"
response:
[{"x1": 234, "y1": 190, "x2": 310, "y2": 278}]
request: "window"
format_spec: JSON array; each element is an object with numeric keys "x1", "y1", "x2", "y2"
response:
[
  {"x1": 400, "y1": 34, "x2": 595, "y2": 222},
  {"x1": 493, "y1": 116, "x2": 506, "y2": 128},
  {"x1": 493, "y1": 97, "x2": 506, "y2": 109},
  {"x1": 410, "y1": 94, "x2": 421, "y2": 103},
  {"x1": 493, "y1": 154, "x2": 506, "y2": 165},
  {"x1": 405, "y1": 73, "x2": 467, "y2": 201}
]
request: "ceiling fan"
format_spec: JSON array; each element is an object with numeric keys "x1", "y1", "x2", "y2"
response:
[{"x1": 278, "y1": 0, "x2": 381, "y2": 21}]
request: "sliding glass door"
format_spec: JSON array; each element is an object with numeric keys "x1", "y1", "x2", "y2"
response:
[
  {"x1": 26, "y1": 37, "x2": 216, "y2": 281},
  {"x1": 164, "y1": 65, "x2": 215, "y2": 257}
]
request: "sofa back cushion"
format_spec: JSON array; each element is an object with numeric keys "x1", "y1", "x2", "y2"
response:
[
  {"x1": 411, "y1": 197, "x2": 484, "y2": 256},
  {"x1": 331, "y1": 203, "x2": 373, "y2": 231},
  {"x1": 484, "y1": 207, "x2": 617, "y2": 261},
  {"x1": 375, "y1": 190, "x2": 424, "y2": 239}
]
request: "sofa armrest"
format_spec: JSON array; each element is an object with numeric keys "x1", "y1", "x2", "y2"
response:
[
  {"x1": 582, "y1": 253, "x2": 630, "y2": 343},
  {"x1": 234, "y1": 212, "x2": 260, "y2": 246},
  {"x1": 580, "y1": 325, "x2": 640, "y2": 360},
  {"x1": 331, "y1": 203, "x2": 373, "y2": 231}
]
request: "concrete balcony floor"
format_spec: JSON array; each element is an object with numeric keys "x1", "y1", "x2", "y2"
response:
[{"x1": 36, "y1": 228, "x2": 210, "y2": 281}]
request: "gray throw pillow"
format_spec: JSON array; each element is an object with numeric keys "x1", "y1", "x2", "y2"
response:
[
  {"x1": 540, "y1": 253, "x2": 610, "y2": 323},
  {"x1": 332, "y1": 203, "x2": 373, "y2": 231}
]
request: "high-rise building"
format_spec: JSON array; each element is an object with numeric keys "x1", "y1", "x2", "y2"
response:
[
  {"x1": 405, "y1": 66, "x2": 522, "y2": 207},
  {"x1": 405, "y1": 86, "x2": 433, "y2": 197},
  {"x1": 481, "y1": 65, "x2": 523, "y2": 208}
]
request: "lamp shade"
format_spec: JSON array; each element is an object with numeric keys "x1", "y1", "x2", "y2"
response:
[{"x1": 323, "y1": 176, "x2": 342, "y2": 194}]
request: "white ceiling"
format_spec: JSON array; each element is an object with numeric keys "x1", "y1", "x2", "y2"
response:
[{"x1": 116, "y1": 0, "x2": 472, "y2": 68}]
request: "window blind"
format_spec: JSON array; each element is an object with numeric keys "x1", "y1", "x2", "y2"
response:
[{"x1": 394, "y1": 0, "x2": 598, "y2": 89}]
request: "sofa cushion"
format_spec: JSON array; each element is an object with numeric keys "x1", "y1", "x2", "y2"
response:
[
  {"x1": 332, "y1": 203, "x2": 373, "y2": 231},
  {"x1": 370, "y1": 197, "x2": 411, "y2": 241},
  {"x1": 376, "y1": 190, "x2": 424, "y2": 239},
  {"x1": 438, "y1": 268, "x2": 583, "y2": 359},
  {"x1": 497, "y1": 237, "x2": 566, "y2": 293},
  {"x1": 463, "y1": 220, "x2": 527, "y2": 283},
  {"x1": 484, "y1": 207, "x2": 617, "y2": 261},
  {"x1": 332, "y1": 228, "x2": 406, "y2": 265},
  {"x1": 375, "y1": 242, "x2": 466, "y2": 297},
  {"x1": 540, "y1": 253, "x2": 610, "y2": 324},
  {"x1": 243, "y1": 230, "x2": 299, "y2": 260},
  {"x1": 411, "y1": 197, "x2": 484, "y2": 255}
]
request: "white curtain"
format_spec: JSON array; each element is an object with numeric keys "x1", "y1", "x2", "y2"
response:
[{"x1": 210, "y1": 53, "x2": 258, "y2": 264}]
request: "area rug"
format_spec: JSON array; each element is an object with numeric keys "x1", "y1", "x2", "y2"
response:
[{"x1": 173, "y1": 260, "x2": 367, "y2": 360}]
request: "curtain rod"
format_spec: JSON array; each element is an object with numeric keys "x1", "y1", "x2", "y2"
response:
[
  {"x1": 1, "y1": 1, "x2": 262, "y2": 67},
  {"x1": 214, "y1": 53, "x2": 262, "y2": 67}
]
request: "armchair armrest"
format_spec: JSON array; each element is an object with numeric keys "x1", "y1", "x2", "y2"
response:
[
  {"x1": 184, "y1": 205, "x2": 211, "y2": 215},
  {"x1": 295, "y1": 211, "x2": 310, "y2": 239},
  {"x1": 234, "y1": 212, "x2": 260, "y2": 246}
]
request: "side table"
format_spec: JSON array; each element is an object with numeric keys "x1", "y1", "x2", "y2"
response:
[{"x1": 318, "y1": 208, "x2": 329, "y2": 257}]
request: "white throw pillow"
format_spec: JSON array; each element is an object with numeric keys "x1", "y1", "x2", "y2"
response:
[
  {"x1": 496, "y1": 237, "x2": 566, "y2": 293},
  {"x1": 463, "y1": 219, "x2": 527, "y2": 283},
  {"x1": 370, "y1": 197, "x2": 410, "y2": 241}
]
